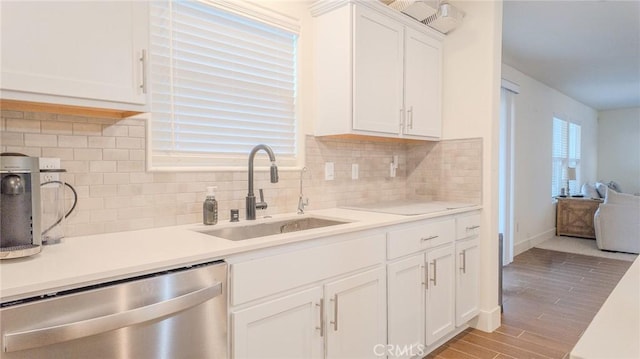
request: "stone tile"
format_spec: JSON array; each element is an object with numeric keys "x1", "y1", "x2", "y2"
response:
[
  {"x1": 6, "y1": 118, "x2": 40, "y2": 133},
  {"x1": 89, "y1": 160, "x2": 117, "y2": 173},
  {"x1": 42, "y1": 121, "x2": 73, "y2": 134},
  {"x1": 74, "y1": 148, "x2": 103, "y2": 161},
  {"x1": 1, "y1": 132, "x2": 24, "y2": 146},
  {"x1": 102, "y1": 124, "x2": 129, "y2": 137},
  {"x1": 88, "y1": 136, "x2": 116, "y2": 149},
  {"x1": 24, "y1": 133, "x2": 58, "y2": 147},
  {"x1": 58, "y1": 135, "x2": 88, "y2": 148},
  {"x1": 116, "y1": 137, "x2": 143, "y2": 149},
  {"x1": 103, "y1": 148, "x2": 129, "y2": 161},
  {"x1": 73, "y1": 123, "x2": 102, "y2": 135}
]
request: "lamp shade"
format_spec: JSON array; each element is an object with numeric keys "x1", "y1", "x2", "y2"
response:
[{"x1": 567, "y1": 167, "x2": 577, "y2": 181}]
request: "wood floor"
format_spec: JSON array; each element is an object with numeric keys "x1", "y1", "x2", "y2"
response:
[{"x1": 427, "y1": 247, "x2": 634, "y2": 359}]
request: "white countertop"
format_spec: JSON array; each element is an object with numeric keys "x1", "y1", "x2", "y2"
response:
[
  {"x1": 570, "y1": 256, "x2": 640, "y2": 359},
  {"x1": 342, "y1": 200, "x2": 477, "y2": 216},
  {"x1": 0, "y1": 205, "x2": 480, "y2": 303}
]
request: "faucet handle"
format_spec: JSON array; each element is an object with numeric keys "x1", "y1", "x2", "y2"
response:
[
  {"x1": 256, "y1": 188, "x2": 268, "y2": 210},
  {"x1": 297, "y1": 195, "x2": 309, "y2": 214}
]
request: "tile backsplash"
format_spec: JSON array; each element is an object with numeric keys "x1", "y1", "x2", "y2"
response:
[{"x1": 1, "y1": 110, "x2": 482, "y2": 237}]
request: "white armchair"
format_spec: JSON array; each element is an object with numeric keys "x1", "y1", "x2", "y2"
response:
[{"x1": 594, "y1": 188, "x2": 640, "y2": 254}]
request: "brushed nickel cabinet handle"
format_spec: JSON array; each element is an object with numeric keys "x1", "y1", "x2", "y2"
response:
[
  {"x1": 329, "y1": 294, "x2": 338, "y2": 331},
  {"x1": 316, "y1": 298, "x2": 324, "y2": 337},
  {"x1": 139, "y1": 49, "x2": 148, "y2": 94},
  {"x1": 460, "y1": 250, "x2": 467, "y2": 274},
  {"x1": 421, "y1": 235, "x2": 439, "y2": 242},
  {"x1": 421, "y1": 264, "x2": 426, "y2": 287},
  {"x1": 407, "y1": 106, "x2": 414, "y2": 129},
  {"x1": 430, "y1": 260, "x2": 437, "y2": 287},
  {"x1": 466, "y1": 225, "x2": 480, "y2": 231},
  {"x1": 399, "y1": 108, "x2": 405, "y2": 133}
]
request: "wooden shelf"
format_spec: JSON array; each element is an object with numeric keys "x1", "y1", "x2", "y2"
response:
[{"x1": 0, "y1": 99, "x2": 143, "y2": 119}]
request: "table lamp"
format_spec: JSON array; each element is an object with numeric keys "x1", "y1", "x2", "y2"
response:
[{"x1": 567, "y1": 167, "x2": 576, "y2": 196}]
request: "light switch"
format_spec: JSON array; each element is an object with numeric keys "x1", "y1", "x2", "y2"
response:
[
  {"x1": 325, "y1": 162, "x2": 334, "y2": 181},
  {"x1": 352, "y1": 164, "x2": 359, "y2": 180}
]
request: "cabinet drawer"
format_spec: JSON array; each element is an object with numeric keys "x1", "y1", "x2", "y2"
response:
[
  {"x1": 456, "y1": 213, "x2": 481, "y2": 239},
  {"x1": 231, "y1": 233, "x2": 385, "y2": 306},
  {"x1": 387, "y1": 219, "x2": 455, "y2": 259}
]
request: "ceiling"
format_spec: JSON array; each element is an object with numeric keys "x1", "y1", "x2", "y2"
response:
[{"x1": 502, "y1": 0, "x2": 640, "y2": 111}]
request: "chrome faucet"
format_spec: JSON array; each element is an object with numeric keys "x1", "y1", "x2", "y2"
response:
[
  {"x1": 246, "y1": 144, "x2": 278, "y2": 220},
  {"x1": 297, "y1": 167, "x2": 309, "y2": 214}
]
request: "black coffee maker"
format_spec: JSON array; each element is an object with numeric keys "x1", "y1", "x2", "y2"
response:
[{"x1": 0, "y1": 154, "x2": 42, "y2": 259}]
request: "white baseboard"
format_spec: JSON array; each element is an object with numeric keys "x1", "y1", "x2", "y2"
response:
[
  {"x1": 469, "y1": 305, "x2": 501, "y2": 332},
  {"x1": 513, "y1": 228, "x2": 556, "y2": 256}
]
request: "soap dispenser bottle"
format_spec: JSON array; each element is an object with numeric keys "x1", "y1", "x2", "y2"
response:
[{"x1": 203, "y1": 186, "x2": 218, "y2": 225}]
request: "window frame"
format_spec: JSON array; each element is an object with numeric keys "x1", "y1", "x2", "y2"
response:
[
  {"x1": 146, "y1": 0, "x2": 304, "y2": 172},
  {"x1": 551, "y1": 115, "x2": 581, "y2": 197}
]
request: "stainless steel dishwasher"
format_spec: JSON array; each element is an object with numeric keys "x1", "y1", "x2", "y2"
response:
[{"x1": 0, "y1": 261, "x2": 227, "y2": 359}]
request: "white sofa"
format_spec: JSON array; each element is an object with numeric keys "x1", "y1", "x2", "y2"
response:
[{"x1": 594, "y1": 188, "x2": 640, "y2": 254}]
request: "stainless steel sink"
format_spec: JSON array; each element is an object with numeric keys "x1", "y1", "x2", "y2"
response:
[{"x1": 196, "y1": 217, "x2": 350, "y2": 241}]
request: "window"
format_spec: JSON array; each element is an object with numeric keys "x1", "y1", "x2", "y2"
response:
[
  {"x1": 552, "y1": 117, "x2": 581, "y2": 196},
  {"x1": 149, "y1": 0, "x2": 300, "y2": 170}
]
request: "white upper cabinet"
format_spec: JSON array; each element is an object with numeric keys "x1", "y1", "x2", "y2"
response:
[
  {"x1": 0, "y1": 1, "x2": 149, "y2": 112},
  {"x1": 404, "y1": 27, "x2": 442, "y2": 138},
  {"x1": 312, "y1": 1, "x2": 443, "y2": 140},
  {"x1": 353, "y1": 5, "x2": 404, "y2": 135}
]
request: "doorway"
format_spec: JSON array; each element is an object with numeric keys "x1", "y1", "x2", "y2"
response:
[{"x1": 499, "y1": 80, "x2": 519, "y2": 265}]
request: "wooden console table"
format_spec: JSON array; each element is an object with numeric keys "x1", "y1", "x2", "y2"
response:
[{"x1": 556, "y1": 197, "x2": 603, "y2": 239}]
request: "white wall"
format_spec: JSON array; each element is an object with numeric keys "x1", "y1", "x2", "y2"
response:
[
  {"x1": 444, "y1": 0, "x2": 503, "y2": 332},
  {"x1": 598, "y1": 107, "x2": 640, "y2": 194},
  {"x1": 501, "y1": 64, "x2": 598, "y2": 254}
]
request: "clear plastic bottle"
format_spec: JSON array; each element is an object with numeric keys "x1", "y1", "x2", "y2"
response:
[{"x1": 203, "y1": 186, "x2": 218, "y2": 225}]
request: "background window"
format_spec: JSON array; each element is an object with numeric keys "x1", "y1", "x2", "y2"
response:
[
  {"x1": 149, "y1": 0, "x2": 299, "y2": 170},
  {"x1": 552, "y1": 117, "x2": 581, "y2": 196}
]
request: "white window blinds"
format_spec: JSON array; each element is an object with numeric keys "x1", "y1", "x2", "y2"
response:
[
  {"x1": 149, "y1": 0, "x2": 299, "y2": 169},
  {"x1": 552, "y1": 117, "x2": 581, "y2": 196}
]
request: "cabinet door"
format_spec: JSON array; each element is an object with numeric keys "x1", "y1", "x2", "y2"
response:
[
  {"x1": 425, "y1": 243, "x2": 455, "y2": 345},
  {"x1": 353, "y1": 5, "x2": 404, "y2": 135},
  {"x1": 232, "y1": 287, "x2": 324, "y2": 359},
  {"x1": 456, "y1": 237, "x2": 480, "y2": 326},
  {"x1": 388, "y1": 254, "x2": 425, "y2": 358},
  {"x1": 1, "y1": 1, "x2": 147, "y2": 106},
  {"x1": 325, "y1": 268, "x2": 387, "y2": 359},
  {"x1": 404, "y1": 27, "x2": 442, "y2": 138}
]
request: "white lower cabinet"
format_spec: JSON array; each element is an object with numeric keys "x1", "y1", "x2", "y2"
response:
[
  {"x1": 455, "y1": 237, "x2": 480, "y2": 326},
  {"x1": 425, "y1": 243, "x2": 455, "y2": 345},
  {"x1": 387, "y1": 240, "x2": 456, "y2": 356},
  {"x1": 387, "y1": 254, "x2": 425, "y2": 358},
  {"x1": 230, "y1": 232, "x2": 387, "y2": 359},
  {"x1": 325, "y1": 268, "x2": 387, "y2": 359},
  {"x1": 387, "y1": 213, "x2": 479, "y2": 356},
  {"x1": 230, "y1": 211, "x2": 481, "y2": 359},
  {"x1": 232, "y1": 287, "x2": 324, "y2": 359},
  {"x1": 232, "y1": 268, "x2": 386, "y2": 359}
]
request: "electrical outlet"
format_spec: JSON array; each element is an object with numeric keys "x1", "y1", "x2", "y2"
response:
[
  {"x1": 351, "y1": 164, "x2": 359, "y2": 180},
  {"x1": 40, "y1": 157, "x2": 61, "y2": 182},
  {"x1": 325, "y1": 162, "x2": 334, "y2": 181}
]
